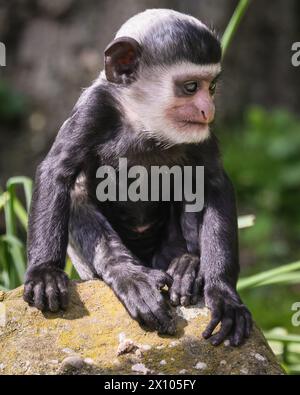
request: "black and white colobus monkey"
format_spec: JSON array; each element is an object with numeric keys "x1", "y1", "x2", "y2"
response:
[{"x1": 24, "y1": 9, "x2": 252, "y2": 346}]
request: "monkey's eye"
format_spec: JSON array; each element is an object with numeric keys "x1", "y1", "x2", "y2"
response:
[
  {"x1": 183, "y1": 81, "x2": 198, "y2": 95},
  {"x1": 209, "y1": 82, "x2": 217, "y2": 95}
]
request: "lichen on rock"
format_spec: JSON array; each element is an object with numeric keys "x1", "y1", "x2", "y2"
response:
[{"x1": 0, "y1": 280, "x2": 285, "y2": 375}]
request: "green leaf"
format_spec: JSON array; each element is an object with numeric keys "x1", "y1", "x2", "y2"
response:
[
  {"x1": 238, "y1": 214, "x2": 255, "y2": 229},
  {"x1": 265, "y1": 333, "x2": 300, "y2": 344},
  {"x1": 13, "y1": 197, "x2": 28, "y2": 231},
  {"x1": 1, "y1": 234, "x2": 26, "y2": 286},
  {"x1": 238, "y1": 261, "x2": 300, "y2": 290},
  {"x1": 6, "y1": 176, "x2": 33, "y2": 212},
  {"x1": 0, "y1": 191, "x2": 9, "y2": 211},
  {"x1": 221, "y1": 0, "x2": 251, "y2": 58}
]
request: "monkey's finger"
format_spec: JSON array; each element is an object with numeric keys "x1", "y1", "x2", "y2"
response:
[
  {"x1": 23, "y1": 281, "x2": 34, "y2": 304},
  {"x1": 167, "y1": 256, "x2": 189, "y2": 279},
  {"x1": 230, "y1": 313, "x2": 245, "y2": 347},
  {"x1": 56, "y1": 275, "x2": 69, "y2": 310},
  {"x1": 140, "y1": 284, "x2": 173, "y2": 320},
  {"x1": 191, "y1": 276, "x2": 203, "y2": 305},
  {"x1": 139, "y1": 293, "x2": 175, "y2": 335},
  {"x1": 202, "y1": 310, "x2": 222, "y2": 339},
  {"x1": 180, "y1": 295, "x2": 191, "y2": 306},
  {"x1": 179, "y1": 266, "x2": 196, "y2": 306},
  {"x1": 45, "y1": 277, "x2": 60, "y2": 312},
  {"x1": 168, "y1": 274, "x2": 182, "y2": 305},
  {"x1": 166, "y1": 258, "x2": 179, "y2": 278},
  {"x1": 33, "y1": 282, "x2": 46, "y2": 311},
  {"x1": 154, "y1": 302, "x2": 176, "y2": 335},
  {"x1": 209, "y1": 315, "x2": 234, "y2": 346},
  {"x1": 179, "y1": 277, "x2": 193, "y2": 306},
  {"x1": 154, "y1": 271, "x2": 173, "y2": 290},
  {"x1": 170, "y1": 287, "x2": 181, "y2": 306}
]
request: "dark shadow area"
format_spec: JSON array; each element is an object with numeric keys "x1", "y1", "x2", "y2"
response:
[{"x1": 42, "y1": 282, "x2": 90, "y2": 320}]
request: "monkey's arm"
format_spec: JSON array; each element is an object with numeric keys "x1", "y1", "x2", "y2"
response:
[
  {"x1": 24, "y1": 86, "x2": 117, "y2": 311},
  {"x1": 200, "y1": 172, "x2": 252, "y2": 346}
]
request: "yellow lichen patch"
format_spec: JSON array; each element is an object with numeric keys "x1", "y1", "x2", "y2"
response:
[{"x1": 0, "y1": 280, "x2": 285, "y2": 375}]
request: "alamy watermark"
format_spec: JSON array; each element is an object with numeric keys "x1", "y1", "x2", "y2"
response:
[
  {"x1": 291, "y1": 302, "x2": 300, "y2": 327},
  {"x1": 0, "y1": 42, "x2": 6, "y2": 66},
  {"x1": 291, "y1": 42, "x2": 300, "y2": 67},
  {"x1": 95, "y1": 158, "x2": 204, "y2": 212}
]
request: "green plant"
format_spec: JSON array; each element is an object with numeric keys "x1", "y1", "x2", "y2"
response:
[
  {"x1": 0, "y1": 177, "x2": 77, "y2": 290},
  {"x1": 221, "y1": 0, "x2": 251, "y2": 58},
  {"x1": 238, "y1": 264, "x2": 300, "y2": 374},
  {"x1": 0, "y1": 177, "x2": 32, "y2": 290},
  {"x1": 220, "y1": 107, "x2": 300, "y2": 262}
]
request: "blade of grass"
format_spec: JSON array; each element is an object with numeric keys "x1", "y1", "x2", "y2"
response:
[
  {"x1": 238, "y1": 214, "x2": 255, "y2": 229},
  {"x1": 65, "y1": 257, "x2": 80, "y2": 280},
  {"x1": 250, "y1": 272, "x2": 300, "y2": 287},
  {"x1": 4, "y1": 179, "x2": 28, "y2": 285},
  {"x1": 265, "y1": 333, "x2": 300, "y2": 344},
  {"x1": 0, "y1": 191, "x2": 9, "y2": 211},
  {"x1": 1, "y1": 234, "x2": 26, "y2": 285},
  {"x1": 0, "y1": 237, "x2": 10, "y2": 289},
  {"x1": 4, "y1": 185, "x2": 20, "y2": 286},
  {"x1": 13, "y1": 197, "x2": 28, "y2": 231},
  {"x1": 221, "y1": 0, "x2": 251, "y2": 59},
  {"x1": 6, "y1": 176, "x2": 33, "y2": 212},
  {"x1": 238, "y1": 260, "x2": 300, "y2": 291},
  {"x1": 65, "y1": 258, "x2": 73, "y2": 278}
]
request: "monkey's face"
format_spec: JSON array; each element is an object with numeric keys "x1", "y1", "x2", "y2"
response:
[
  {"x1": 104, "y1": 10, "x2": 222, "y2": 145},
  {"x1": 118, "y1": 62, "x2": 221, "y2": 145}
]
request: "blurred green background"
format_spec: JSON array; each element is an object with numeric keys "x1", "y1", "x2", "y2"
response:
[{"x1": 0, "y1": 0, "x2": 300, "y2": 374}]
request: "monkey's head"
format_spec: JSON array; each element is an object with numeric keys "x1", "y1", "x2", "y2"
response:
[{"x1": 104, "y1": 9, "x2": 221, "y2": 145}]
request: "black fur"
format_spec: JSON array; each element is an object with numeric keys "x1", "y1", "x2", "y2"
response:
[{"x1": 141, "y1": 18, "x2": 221, "y2": 67}]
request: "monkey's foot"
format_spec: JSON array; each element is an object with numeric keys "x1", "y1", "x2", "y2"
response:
[
  {"x1": 202, "y1": 286, "x2": 253, "y2": 347},
  {"x1": 114, "y1": 267, "x2": 176, "y2": 335},
  {"x1": 167, "y1": 254, "x2": 202, "y2": 307},
  {"x1": 23, "y1": 263, "x2": 69, "y2": 312}
]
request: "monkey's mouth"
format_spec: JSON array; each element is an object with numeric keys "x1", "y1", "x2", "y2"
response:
[{"x1": 179, "y1": 120, "x2": 208, "y2": 129}]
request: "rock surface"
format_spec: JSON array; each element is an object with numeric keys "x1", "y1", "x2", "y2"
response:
[{"x1": 0, "y1": 281, "x2": 284, "y2": 375}]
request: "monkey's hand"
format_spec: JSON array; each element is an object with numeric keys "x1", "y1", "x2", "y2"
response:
[
  {"x1": 202, "y1": 284, "x2": 252, "y2": 347},
  {"x1": 167, "y1": 254, "x2": 202, "y2": 307},
  {"x1": 113, "y1": 267, "x2": 176, "y2": 335},
  {"x1": 23, "y1": 263, "x2": 69, "y2": 312}
]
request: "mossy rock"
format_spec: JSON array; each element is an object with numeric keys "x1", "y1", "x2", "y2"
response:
[{"x1": 0, "y1": 280, "x2": 284, "y2": 375}]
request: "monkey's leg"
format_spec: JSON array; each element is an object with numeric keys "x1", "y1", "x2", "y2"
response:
[{"x1": 68, "y1": 195, "x2": 175, "y2": 335}]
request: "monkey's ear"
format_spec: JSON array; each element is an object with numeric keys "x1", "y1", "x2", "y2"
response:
[{"x1": 104, "y1": 37, "x2": 142, "y2": 84}]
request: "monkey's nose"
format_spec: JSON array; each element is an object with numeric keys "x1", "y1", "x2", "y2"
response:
[
  {"x1": 194, "y1": 92, "x2": 215, "y2": 124},
  {"x1": 196, "y1": 102, "x2": 215, "y2": 124}
]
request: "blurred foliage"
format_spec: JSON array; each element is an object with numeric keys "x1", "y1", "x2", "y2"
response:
[
  {"x1": 0, "y1": 81, "x2": 26, "y2": 124},
  {"x1": 220, "y1": 107, "x2": 300, "y2": 263},
  {"x1": 217, "y1": 106, "x2": 300, "y2": 374}
]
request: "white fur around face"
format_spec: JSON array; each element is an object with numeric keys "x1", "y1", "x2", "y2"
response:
[
  {"x1": 116, "y1": 62, "x2": 221, "y2": 145},
  {"x1": 115, "y1": 9, "x2": 208, "y2": 43}
]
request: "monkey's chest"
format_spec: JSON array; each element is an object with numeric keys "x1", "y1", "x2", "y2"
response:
[{"x1": 99, "y1": 200, "x2": 170, "y2": 262}]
